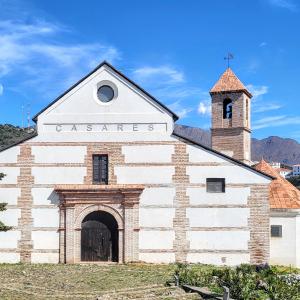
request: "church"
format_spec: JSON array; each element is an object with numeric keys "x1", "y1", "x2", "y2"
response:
[{"x1": 0, "y1": 61, "x2": 273, "y2": 265}]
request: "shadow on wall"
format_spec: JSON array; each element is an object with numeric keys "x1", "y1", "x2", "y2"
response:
[{"x1": 48, "y1": 190, "x2": 59, "y2": 205}]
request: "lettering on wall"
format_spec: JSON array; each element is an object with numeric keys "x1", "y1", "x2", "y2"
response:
[{"x1": 44, "y1": 123, "x2": 167, "y2": 133}]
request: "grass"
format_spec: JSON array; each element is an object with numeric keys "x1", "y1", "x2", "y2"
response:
[{"x1": 0, "y1": 263, "x2": 199, "y2": 300}]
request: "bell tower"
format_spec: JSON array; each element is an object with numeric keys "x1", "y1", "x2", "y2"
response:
[{"x1": 210, "y1": 68, "x2": 252, "y2": 164}]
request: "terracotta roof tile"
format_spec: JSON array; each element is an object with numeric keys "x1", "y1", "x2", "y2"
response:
[
  {"x1": 254, "y1": 159, "x2": 300, "y2": 209},
  {"x1": 210, "y1": 68, "x2": 252, "y2": 97}
]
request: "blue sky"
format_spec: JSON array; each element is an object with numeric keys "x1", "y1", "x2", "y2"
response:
[{"x1": 0, "y1": 0, "x2": 300, "y2": 141}]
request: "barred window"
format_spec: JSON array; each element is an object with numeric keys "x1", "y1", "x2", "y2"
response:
[
  {"x1": 93, "y1": 155, "x2": 108, "y2": 184},
  {"x1": 206, "y1": 178, "x2": 225, "y2": 193},
  {"x1": 271, "y1": 225, "x2": 282, "y2": 237}
]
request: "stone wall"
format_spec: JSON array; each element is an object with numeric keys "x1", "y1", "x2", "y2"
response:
[
  {"x1": 0, "y1": 138, "x2": 270, "y2": 265},
  {"x1": 211, "y1": 91, "x2": 251, "y2": 164}
]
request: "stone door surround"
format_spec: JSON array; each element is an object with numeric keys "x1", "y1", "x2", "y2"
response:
[{"x1": 55, "y1": 184, "x2": 144, "y2": 263}]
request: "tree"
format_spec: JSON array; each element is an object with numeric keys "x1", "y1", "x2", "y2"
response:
[
  {"x1": 287, "y1": 175, "x2": 300, "y2": 191},
  {"x1": 0, "y1": 172, "x2": 11, "y2": 231}
]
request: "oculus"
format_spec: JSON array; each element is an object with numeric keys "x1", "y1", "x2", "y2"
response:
[{"x1": 97, "y1": 85, "x2": 114, "y2": 103}]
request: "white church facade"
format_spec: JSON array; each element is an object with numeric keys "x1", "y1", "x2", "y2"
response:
[{"x1": 0, "y1": 62, "x2": 273, "y2": 265}]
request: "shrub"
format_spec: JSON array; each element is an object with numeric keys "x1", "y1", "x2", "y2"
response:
[{"x1": 174, "y1": 263, "x2": 300, "y2": 300}]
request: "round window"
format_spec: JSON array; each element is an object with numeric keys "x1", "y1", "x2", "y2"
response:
[{"x1": 97, "y1": 85, "x2": 114, "y2": 103}]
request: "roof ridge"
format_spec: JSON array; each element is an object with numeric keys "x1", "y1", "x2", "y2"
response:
[{"x1": 254, "y1": 160, "x2": 300, "y2": 209}]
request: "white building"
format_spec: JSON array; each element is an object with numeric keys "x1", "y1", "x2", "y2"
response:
[
  {"x1": 255, "y1": 160, "x2": 300, "y2": 267},
  {"x1": 293, "y1": 165, "x2": 300, "y2": 176},
  {"x1": 276, "y1": 168, "x2": 292, "y2": 179},
  {"x1": 0, "y1": 62, "x2": 273, "y2": 265}
]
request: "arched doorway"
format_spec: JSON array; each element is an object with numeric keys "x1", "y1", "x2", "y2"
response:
[{"x1": 81, "y1": 211, "x2": 118, "y2": 262}]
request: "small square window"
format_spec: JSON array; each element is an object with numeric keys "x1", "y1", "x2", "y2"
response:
[
  {"x1": 271, "y1": 225, "x2": 282, "y2": 237},
  {"x1": 206, "y1": 178, "x2": 225, "y2": 193}
]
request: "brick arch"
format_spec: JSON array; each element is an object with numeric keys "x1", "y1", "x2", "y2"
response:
[{"x1": 74, "y1": 204, "x2": 124, "y2": 230}]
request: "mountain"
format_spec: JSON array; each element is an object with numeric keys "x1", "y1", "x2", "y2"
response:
[
  {"x1": 251, "y1": 136, "x2": 300, "y2": 165},
  {"x1": 0, "y1": 124, "x2": 35, "y2": 150},
  {"x1": 0, "y1": 124, "x2": 299, "y2": 165},
  {"x1": 174, "y1": 124, "x2": 300, "y2": 165},
  {"x1": 174, "y1": 124, "x2": 211, "y2": 147}
]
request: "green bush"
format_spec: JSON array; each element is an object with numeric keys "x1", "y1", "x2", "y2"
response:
[
  {"x1": 0, "y1": 172, "x2": 12, "y2": 232},
  {"x1": 174, "y1": 263, "x2": 300, "y2": 300}
]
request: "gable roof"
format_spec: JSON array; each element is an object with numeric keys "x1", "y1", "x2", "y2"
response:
[
  {"x1": 210, "y1": 68, "x2": 252, "y2": 98},
  {"x1": 172, "y1": 131, "x2": 274, "y2": 180},
  {"x1": 32, "y1": 61, "x2": 179, "y2": 122},
  {"x1": 254, "y1": 159, "x2": 300, "y2": 209}
]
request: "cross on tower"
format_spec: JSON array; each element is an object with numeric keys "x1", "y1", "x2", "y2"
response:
[{"x1": 224, "y1": 53, "x2": 234, "y2": 68}]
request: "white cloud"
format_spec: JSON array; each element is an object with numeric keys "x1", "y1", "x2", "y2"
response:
[
  {"x1": 253, "y1": 103, "x2": 282, "y2": 113},
  {"x1": 154, "y1": 86, "x2": 202, "y2": 100},
  {"x1": 131, "y1": 64, "x2": 201, "y2": 119},
  {"x1": 168, "y1": 101, "x2": 193, "y2": 118},
  {"x1": 246, "y1": 84, "x2": 269, "y2": 99},
  {"x1": 0, "y1": 19, "x2": 120, "y2": 97},
  {"x1": 259, "y1": 42, "x2": 267, "y2": 47},
  {"x1": 253, "y1": 115, "x2": 300, "y2": 129},
  {"x1": 197, "y1": 100, "x2": 211, "y2": 116},
  {"x1": 247, "y1": 59, "x2": 261, "y2": 73},
  {"x1": 268, "y1": 0, "x2": 297, "y2": 11},
  {"x1": 0, "y1": 83, "x2": 3, "y2": 96},
  {"x1": 132, "y1": 66, "x2": 184, "y2": 85}
]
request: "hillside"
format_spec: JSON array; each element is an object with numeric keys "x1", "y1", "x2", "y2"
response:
[
  {"x1": 0, "y1": 124, "x2": 299, "y2": 165},
  {"x1": 0, "y1": 124, "x2": 35, "y2": 150}
]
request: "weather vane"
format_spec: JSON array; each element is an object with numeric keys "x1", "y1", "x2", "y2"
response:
[{"x1": 224, "y1": 52, "x2": 234, "y2": 68}]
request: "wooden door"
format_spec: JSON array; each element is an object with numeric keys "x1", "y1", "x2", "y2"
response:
[{"x1": 81, "y1": 220, "x2": 112, "y2": 261}]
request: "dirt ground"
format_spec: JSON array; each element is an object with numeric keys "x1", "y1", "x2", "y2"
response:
[{"x1": 0, "y1": 263, "x2": 200, "y2": 299}]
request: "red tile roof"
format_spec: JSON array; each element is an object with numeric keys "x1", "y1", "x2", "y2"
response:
[
  {"x1": 210, "y1": 68, "x2": 252, "y2": 98},
  {"x1": 254, "y1": 159, "x2": 300, "y2": 209}
]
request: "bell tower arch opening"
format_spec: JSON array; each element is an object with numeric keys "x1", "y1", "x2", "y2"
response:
[{"x1": 223, "y1": 98, "x2": 232, "y2": 119}]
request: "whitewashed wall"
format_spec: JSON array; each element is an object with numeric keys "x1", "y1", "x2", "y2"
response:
[
  {"x1": 187, "y1": 253, "x2": 250, "y2": 265},
  {"x1": 270, "y1": 215, "x2": 297, "y2": 266},
  {"x1": 35, "y1": 64, "x2": 175, "y2": 142},
  {"x1": 0, "y1": 209, "x2": 21, "y2": 226},
  {"x1": 0, "y1": 188, "x2": 20, "y2": 205},
  {"x1": 115, "y1": 166, "x2": 174, "y2": 184},
  {"x1": 139, "y1": 231, "x2": 175, "y2": 250},
  {"x1": 122, "y1": 145, "x2": 174, "y2": 163},
  {"x1": 32, "y1": 167, "x2": 86, "y2": 184},
  {"x1": 0, "y1": 253, "x2": 20, "y2": 263},
  {"x1": 139, "y1": 208, "x2": 175, "y2": 227},
  {"x1": 0, "y1": 231, "x2": 21, "y2": 248},
  {"x1": 32, "y1": 146, "x2": 86, "y2": 163},
  {"x1": 32, "y1": 208, "x2": 59, "y2": 227},
  {"x1": 187, "y1": 208, "x2": 249, "y2": 227},
  {"x1": 188, "y1": 231, "x2": 249, "y2": 250},
  {"x1": 0, "y1": 146, "x2": 20, "y2": 163},
  {"x1": 32, "y1": 231, "x2": 59, "y2": 250},
  {"x1": 296, "y1": 215, "x2": 300, "y2": 268},
  {"x1": 32, "y1": 188, "x2": 59, "y2": 205},
  {"x1": 0, "y1": 167, "x2": 19, "y2": 184},
  {"x1": 187, "y1": 165, "x2": 270, "y2": 184},
  {"x1": 187, "y1": 187, "x2": 250, "y2": 205},
  {"x1": 139, "y1": 188, "x2": 175, "y2": 206}
]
